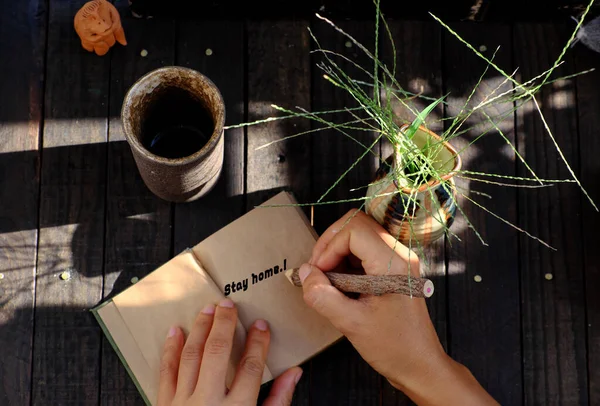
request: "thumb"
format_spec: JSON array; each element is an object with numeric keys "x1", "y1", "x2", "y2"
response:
[
  {"x1": 262, "y1": 367, "x2": 302, "y2": 406},
  {"x1": 299, "y1": 263, "x2": 365, "y2": 333}
]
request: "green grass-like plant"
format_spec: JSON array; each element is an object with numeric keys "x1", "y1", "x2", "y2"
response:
[{"x1": 227, "y1": 0, "x2": 598, "y2": 274}]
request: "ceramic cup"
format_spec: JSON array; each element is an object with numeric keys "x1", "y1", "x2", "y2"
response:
[{"x1": 122, "y1": 66, "x2": 225, "y2": 202}]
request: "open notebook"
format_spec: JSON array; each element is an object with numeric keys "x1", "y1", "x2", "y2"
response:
[{"x1": 92, "y1": 192, "x2": 343, "y2": 405}]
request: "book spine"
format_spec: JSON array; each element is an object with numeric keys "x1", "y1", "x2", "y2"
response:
[{"x1": 91, "y1": 307, "x2": 153, "y2": 406}]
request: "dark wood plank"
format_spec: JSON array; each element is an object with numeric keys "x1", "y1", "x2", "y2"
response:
[
  {"x1": 101, "y1": 3, "x2": 175, "y2": 404},
  {"x1": 574, "y1": 37, "x2": 600, "y2": 406},
  {"x1": 32, "y1": 0, "x2": 110, "y2": 404},
  {"x1": 309, "y1": 19, "x2": 381, "y2": 406},
  {"x1": 443, "y1": 23, "x2": 521, "y2": 405},
  {"x1": 173, "y1": 21, "x2": 245, "y2": 253},
  {"x1": 310, "y1": 19, "x2": 381, "y2": 222},
  {"x1": 246, "y1": 20, "x2": 311, "y2": 406},
  {"x1": 380, "y1": 20, "x2": 445, "y2": 406},
  {"x1": 0, "y1": 0, "x2": 46, "y2": 404},
  {"x1": 515, "y1": 23, "x2": 588, "y2": 405},
  {"x1": 246, "y1": 21, "x2": 311, "y2": 209}
]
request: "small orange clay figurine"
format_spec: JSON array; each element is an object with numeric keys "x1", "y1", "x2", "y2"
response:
[{"x1": 74, "y1": 0, "x2": 127, "y2": 56}]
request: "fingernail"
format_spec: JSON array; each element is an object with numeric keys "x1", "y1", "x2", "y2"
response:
[
  {"x1": 219, "y1": 298, "x2": 235, "y2": 308},
  {"x1": 254, "y1": 319, "x2": 268, "y2": 331},
  {"x1": 299, "y1": 263, "x2": 312, "y2": 284},
  {"x1": 201, "y1": 304, "x2": 216, "y2": 314},
  {"x1": 167, "y1": 326, "x2": 177, "y2": 338},
  {"x1": 294, "y1": 370, "x2": 303, "y2": 385},
  {"x1": 308, "y1": 253, "x2": 316, "y2": 265}
]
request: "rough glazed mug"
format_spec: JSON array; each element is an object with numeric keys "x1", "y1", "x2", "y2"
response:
[{"x1": 122, "y1": 66, "x2": 225, "y2": 202}]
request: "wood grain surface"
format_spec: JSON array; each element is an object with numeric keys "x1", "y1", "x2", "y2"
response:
[
  {"x1": 0, "y1": 0, "x2": 46, "y2": 404},
  {"x1": 1, "y1": 11, "x2": 598, "y2": 404},
  {"x1": 101, "y1": 3, "x2": 176, "y2": 404},
  {"x1": 32, "y1": 0, "x2": 110, "y2": 404},
  {"x1": 515, "y1": 23, "x2": 588, "y2": 406},
  {"x1": 443, "y1": 23, "x2": 521, "y2": 405}
]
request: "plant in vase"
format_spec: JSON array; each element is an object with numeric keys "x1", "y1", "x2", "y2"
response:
[
  {"x1": 365, "y1": 122, "x2": 461, "y2": 247},
  {"x1": 230, "y1": 0, "x2": 598, "y2": 275}
]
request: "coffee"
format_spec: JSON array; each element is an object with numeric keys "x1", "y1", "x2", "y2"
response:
[{"x1": 141, "y1": 88, "x2": 214, "y2": 159}]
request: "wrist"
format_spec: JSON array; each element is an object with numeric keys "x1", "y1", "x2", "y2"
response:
[
  {"x1": 390, "y1": 354, "x2": 498, "y2": 406},
  {"x1": 386, "y1": 349, "x2": 451, "y2": 395}
]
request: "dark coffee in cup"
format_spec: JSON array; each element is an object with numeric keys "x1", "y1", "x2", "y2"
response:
[{"x1": 141, "y1": 87, "x2": 214, "y2": 159}]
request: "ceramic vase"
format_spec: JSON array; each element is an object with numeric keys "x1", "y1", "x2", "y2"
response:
[{"x1": 366, "y1": 124, "x2": 462, "y2": 246}]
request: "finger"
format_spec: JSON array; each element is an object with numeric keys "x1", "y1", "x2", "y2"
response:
[
  {"x1": 196, "y1": 299, "x2": 238, "y2": 402},
  {"x1": 310, "y1": 209, "x2": 389, "y2": 269},
  {"x1": 262, "y1": 367, "x2": 303, "y2": 406},
  {"x1": 228, "y1": 320, "x2": 270, "y2": 402},
  {"x1": 348, "y1": 253, "x2": 362, "y2": 270},
  {"x1": 310, "y1": 209, "x2": 364, "y2": 266},
  {"x1": 300, "y1": 263, "x2": 367, "y2": 334},
  {"x1": 157, "y1": 326, "x2": 184, "y2": 406},
  {"x1": 313, "y1": 213, "x2": 419, "y2": 276},
  {"x1": 312, "y1": 210, "x2": 417, "y2": 269},
  {"x1": 176, "y1": 304, "x2": 215, "y2": 398}
]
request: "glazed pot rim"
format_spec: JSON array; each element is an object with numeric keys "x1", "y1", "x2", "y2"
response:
[
  {"x1": 396, "y1": 123, "x2": 462, "y2": 194},
  {"x1": 122, "y1": 66, "x2": 226, "y2": 167}
]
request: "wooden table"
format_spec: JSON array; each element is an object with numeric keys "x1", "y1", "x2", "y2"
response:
[{"x1": 2, "y1": 1, "x2": 600, "y2": 405}]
